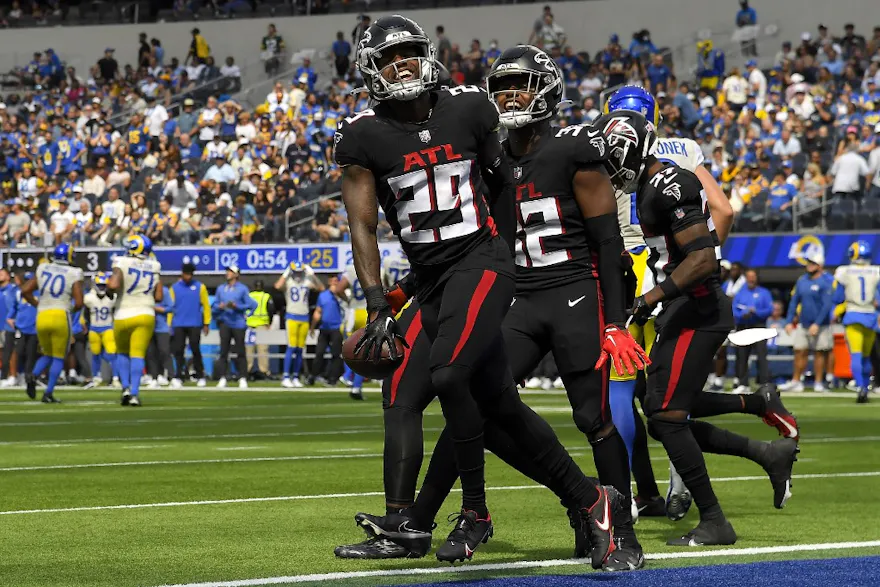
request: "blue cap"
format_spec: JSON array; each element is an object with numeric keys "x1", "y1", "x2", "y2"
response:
[
  {"x1": 610, "y1": 34, "x2": 619, "y2": 43},
  {"x1": 746, "y1": 59, "x2": 757, "y2": 68},
  {"x1": 105, "y1": 47, "x2": 115, "y2": 53},
  {"x1": 24, "y1": 272, "x2": 33, "y2": 281}
]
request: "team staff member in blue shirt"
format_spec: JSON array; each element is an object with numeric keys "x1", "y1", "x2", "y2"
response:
[
  {"x1": 732, "y1": 268, "x2": 774, "y2": 392},
  {"x1": 147, "y1": 285, "x2": 174, "y2": 387},
  {"x1": 211, "y1": 265, "x2": 257, "y2": 389},
  {"x1": 0, "y1": 269, "x2": 17, "y2": 387},
  {"x1": 8, "y1": 272, "x2": 38, "y2": 381},
  {"x1": 781, "y1": 250, "x2": 835, "y2": 393},
  {"x1": 309, "y1": 275, "x2": 344, "y2": 386},
  {"x1": 169, "y1": 263, "x2": 212, "y2": 388}
]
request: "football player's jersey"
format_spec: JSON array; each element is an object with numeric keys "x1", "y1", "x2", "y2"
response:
[
  {"x1": 84, "y1": 291, "x2": 115, "y2": 332},
  {"x1": 384, "y1": 256, "x2": 411, "y2": 288},
  {"x1": 637, "y1": 165, "x2": 721, "y2": 294},
  {"x1": 504, "y1": 124, "x2": 610, "y2": 292},
  {"x1": 618, "y1": 137, "x2": 708, "y2": 252},
  {"x1": 834, "y1": 264, "x2": 880, "y2": 315},
  {"x1": 333, "y1": 87, "x2": 499, "y2": 276},
  {"x1": 283, "y1": 274, "x2": 312, "y2": 317},
  {"x1": 342, "y1": 263, "x2": 390, "y2": 310},
  {"x1": 36, "y1": 262, "x2": 83, "y2": 313},
  {"x1": 112, "y1": 255, "x2": 162, "y2": 320}
]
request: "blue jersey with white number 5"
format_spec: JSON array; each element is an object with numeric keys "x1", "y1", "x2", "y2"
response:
[
  {"x1": 112, "y1": 255, "x2": 162, "y2": 320},
  {"x1": 37, "y1": 262, "x2": 83, "y2": 313}
]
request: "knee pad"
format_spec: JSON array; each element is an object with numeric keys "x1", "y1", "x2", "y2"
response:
[
  {"x1": 587, "y1": 422, "x2": 619, "y2": 446},
  {"x1": 430, "y1": 364, "x2": 471, "y2": 398},
  {"x1": 646, "y1": 414, "x2": 689, "y2": 442}
]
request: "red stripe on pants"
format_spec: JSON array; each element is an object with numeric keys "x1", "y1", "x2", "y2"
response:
[
  {"x1": 662, "y1": 328, "x2": 695, "y2": 410},
  {"x1": 389, "y1": 310, "x2": 423, "y2": 406},
  {"x1": 449, "y1": 270, "x2": 497, "y2": 364},
  {"x1": 595, "y1": 279, "x2": 608, "y2": 422}
]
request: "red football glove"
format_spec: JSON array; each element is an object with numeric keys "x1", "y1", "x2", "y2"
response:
[
  {"x1": 384, "y1": 284, "x2": 409, "y2": 314},
  {"x1": 594, "y1": 324, "x2": 651, "y2": 376}
]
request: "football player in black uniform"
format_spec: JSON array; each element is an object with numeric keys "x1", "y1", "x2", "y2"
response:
[
  {"x1": 593, "y1": 109, "x2": 799, "y2": 546},
  {"x1": 335, "y1": 16, "x2": 617, "y2": 565}
]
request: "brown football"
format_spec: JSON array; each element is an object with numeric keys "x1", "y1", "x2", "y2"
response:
[{"x1": 342, "y1": 327, "x2": 406, "y2": 379}]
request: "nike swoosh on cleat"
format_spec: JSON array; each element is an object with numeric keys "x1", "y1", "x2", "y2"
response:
[
  {"x1": 569, "y1": 295, "x2": 586, "y2": 307},
  {"x1": 771, "y1": 414, "x2": 799, "y2": 438},
  {"x1": 596, "y1": 496, "x2": 611, "y2": 532},
  {"x1": 465, "y1": 544, "x2": 474, "y2": 558}
]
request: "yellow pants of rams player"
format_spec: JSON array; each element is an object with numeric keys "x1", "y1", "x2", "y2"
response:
[
  {"x1": 286, "y1": 319, "x2": 310, "y2": 348},
  {"x1": 345, "y1": 308, "x2": 368, "y2": 336},
  {"x1": 36, "y1": 309, "x2": 71, "y2": 359},
  {"x1": 610, "y1": 248, "x2": 656, "y2": 382},
  {"x1": 89, "y1": 329, "x2": 117, "y2": 355},
  {"x1": 845, "y1": 324, "x2": 877, "y2": 357},
  {"x1": 114, "y1": 315, "x2": 155, "y2": 359}
]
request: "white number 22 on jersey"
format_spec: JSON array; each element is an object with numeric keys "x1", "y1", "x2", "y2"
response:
[
  {"x1": 515, "y1": 197, "x2": 570, "y2": 268},
  {"x1": 387, "y1": 160, "x2": 480, "y2": 243}
]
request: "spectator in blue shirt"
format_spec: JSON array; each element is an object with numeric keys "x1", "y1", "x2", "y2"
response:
[
  {"x1": 294, "y1": 58, "x2": 318, "y2": 92},
  {"x1": 628, "y1": 30, "x2": 657, "y2": 62},
  {"x1": 309, "y1": 275, "x2": 344, "y2": 386},
  {"x1": 732, "y1": 269, "x2": 774, "y2": 391},
  {"x1": 483, "y1": 40, "x2": 501, "y2": 69},
  {"x1": 767, "y1": 170, "x2": 796, "y2": 230},
  {"x1": 646, "y1": 54, "x2": 672, "y2": 93},
  {"x1": 782, "y1": 250, "x2": 835, "y2": 392},
  {"x1": 332, "y1": 31, "x2": 351, "y2": 78},
  {"x1": 212, "y1": 265, "x2": 257, "y2": 388},
  {"x1": 736, "y1": 0, "x2": 758, "y2": 57}
]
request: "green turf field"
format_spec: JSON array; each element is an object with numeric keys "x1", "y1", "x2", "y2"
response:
[{"x1": 0, "y1": 385, "x2": 878, "y2": 586}]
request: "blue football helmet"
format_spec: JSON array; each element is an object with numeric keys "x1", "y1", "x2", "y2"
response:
[
  {"x1": 53, "y1": 242, "x2": 74, "y2": 264},
  {"x1": 848, "y1": 240, "x2": 872, "y2": 264},
  {"x1": 125, "y1": 235, "x2": 153, "y2": 258},
  {"x1": 604, "y1": 85, "x2": 660, "y2": 127}
]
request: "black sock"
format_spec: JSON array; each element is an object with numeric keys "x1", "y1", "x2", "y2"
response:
[
  {"x1": 651, "y1": 417, "x2": 723, "y2": 521},
  {"x1": 690, "y1": 420, "x2": 766, "y2": 463},
  {"x1": 631, "y1": 403, "x2": 661, "y2": 498},
  {"x1": 454, "y1": 433, "x2": 487, "y2": 517},
  {"x1": 691, "y1": 392, "x2": 747, "y2": 418},
  {"x1": 383, "y1": 405, "x2": 424, "y2": 511},
  {"x1": 741, "y1": 391, "x2": 765, "y2": 416},
  {"x1": 484, "y1": 421, "x2": 556, "y2": 492},
  {"x1": 410, "y1": 427, "x2": 461, "y2": 529},
  {"x1": 591, "y1": 429, "x2": 636, "y2": 540}
]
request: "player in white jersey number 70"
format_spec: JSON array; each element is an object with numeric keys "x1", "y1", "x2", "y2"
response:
[{"x1": 108, "y1": 235, "x2": 163, "y2": 407}]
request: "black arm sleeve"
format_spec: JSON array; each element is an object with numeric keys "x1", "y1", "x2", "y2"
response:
[{"x1": 584, "y1": 212, "x2": 628, "y2": 326}]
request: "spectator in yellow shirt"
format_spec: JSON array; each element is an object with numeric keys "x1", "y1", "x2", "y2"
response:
[{"x1": 148, "y1": 197, "x2": 179, "y2": 245}]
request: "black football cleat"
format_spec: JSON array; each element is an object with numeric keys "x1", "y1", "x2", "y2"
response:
[
  {"x1": 435, "y1": 510, "x2": 493, "y2": 563},
  {"x1": 121, "y1": 389, "x2": 132, "y2": 406},
  {"x1": 857, "y1": 388, "x2": 869, "y2": 404},
  {"x1": 355, "y1": 512, "x2": 432, "y2": 558},
  {"x1": 760, "y1": 437, "x2": 799, "y2": 509},
  {"x1": 756, "y1": 384, "x2": 799, "y2": 440},
  {"x1": 634, "y1": 495, "x2": 666, "y2": 517},
  {"x1": 25, "y1": 376, "x2": 36, "y2": 400},
  {"x1": 41, "y1": 393, "x2": 61, "y2": 404},
  {"x1": 334, "y1": 536, "x2": 412, "y2": 559},
  {"x1": 667, "y1": 517, "x2": 737, "y2": 546},
  {"x1": 581, "y1": 485, "x2": 621, "y2": 569},
  {"x1": 603, "y1": 536, "x2": 646, "y2": 571}
]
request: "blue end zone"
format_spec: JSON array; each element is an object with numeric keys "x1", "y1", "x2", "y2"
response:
[{"x1": 399, "y1": 556, "x2": 880, "y2": 587}]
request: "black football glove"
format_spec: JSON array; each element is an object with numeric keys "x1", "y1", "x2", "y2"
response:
[
  {"x1": 354, "y1": 307, "x2": 407, "y2": 363},
  {"x1": 628, "y1": 295, "x2": 653, "y2": 326}
]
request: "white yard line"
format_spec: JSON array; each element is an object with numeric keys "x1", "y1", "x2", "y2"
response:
[
  {"x1": 2, "y1": 471, "x2": 878, "y2": 516},
  {"x1": 0, "y1": 413, "x2": 376, "y2": 427},
  {"x1": 151, "y1": 540, "x2": 880, "y2": 587}
]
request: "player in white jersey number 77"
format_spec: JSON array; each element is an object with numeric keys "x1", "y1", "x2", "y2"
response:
[{"x1": 108, "y1": 235, "x2": 163, "y2": 407}]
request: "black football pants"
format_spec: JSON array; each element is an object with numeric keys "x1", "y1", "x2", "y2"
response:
[
  {"x1": 172, "y1": 326, "x2": 205, "y2": 380},
  {"x1": 214, "y1": 324, "x2": 247, "y2": 380},
  {"x1": 147, "y1": 332, "x2": 174, "y2": 379}
]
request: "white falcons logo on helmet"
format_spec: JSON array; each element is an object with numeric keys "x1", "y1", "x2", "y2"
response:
[
  {"x1": 513, "y1": 167, "x2": 522, "y2": 180},
  {"x1": 533, "y1": 51, "x2": 556, "y2": 72},
  {"x1": 663, "y1": 183, "x2": 682, "y2": 201}
]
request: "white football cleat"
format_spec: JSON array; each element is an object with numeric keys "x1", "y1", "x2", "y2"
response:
[
  {"x1": 197, "y1": 378, "x2": 206, "y2": 387},
  {"x1": 216, "y1": 377, "x2": 227, "y2": 388},
  {"x1": 813, "y1": 382, "x2": 827, "y2": 393},
  {"x1": 665, "y1": 461, "x2": 693, "y2": 522},
  {"x1": 147, "y1": 380, "x2": 159, "y2": 389},
  {"x1": 170, "y1": 378, "x2": 183, "y2": 388},
  {"x1": 292, "y1": 377, "x2": 304, "y2": 388},
  {"x1": 541, "y1": 377, "x2": 552, "y2": 390},
  {"x1": 553, "y1": 377, "x2": 564, "y2": 389},
  {"x1": 732, "y1": 385, "x2": 750, "y2": 395},
  {"x1": 157, "y1": 375, "x2": 169, "y2": 386},
  {"x1": 238, "y1": 378, "x2": 248, "y2": 389},
  {"x1": 525, "y1": 377, "x2": 541, "y2": 389},
  {"x1": 0, "y1": 376, "x2": 15, "y2": 388},
  {"x1": 281, "y1": 377, "x2": 294, "y2": 388}
]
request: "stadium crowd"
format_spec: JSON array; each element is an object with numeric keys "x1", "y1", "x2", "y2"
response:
[{"x1": 0, "y1": 10, "x2": 879, "y2": 250}]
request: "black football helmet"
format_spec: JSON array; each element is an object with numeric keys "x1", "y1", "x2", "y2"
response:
[
  {"x1": 591, "y1": 110, "x2": 657, "y2": 193},
  {"x1": 485, "y1": 45, "x2": 564, "y2": 129},
  {"x1": 356, "y1": 15, "x2": 438, "y2": 102}
]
